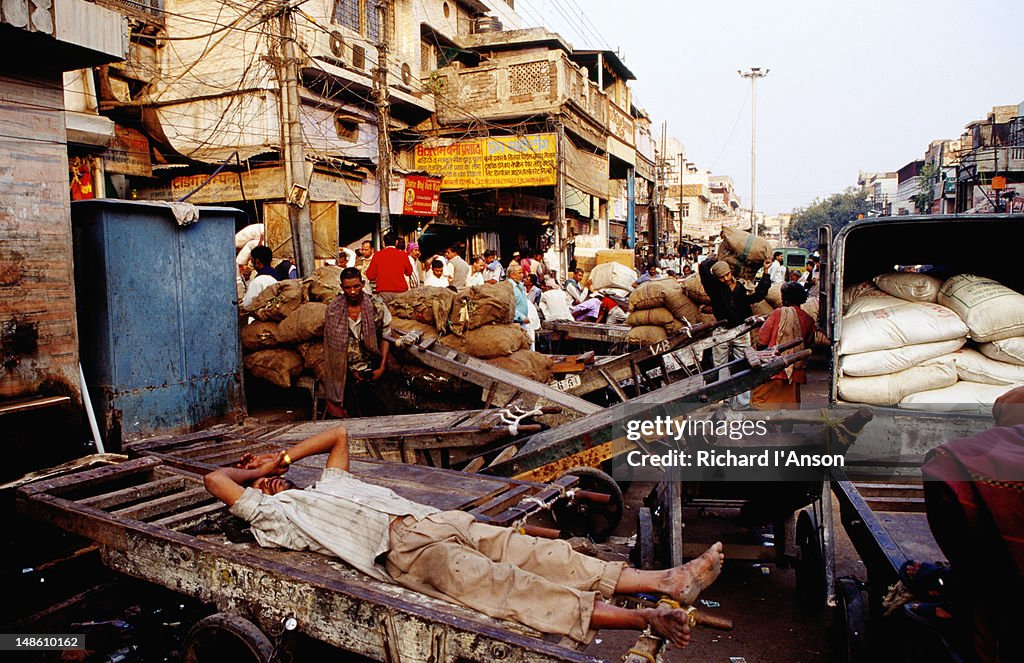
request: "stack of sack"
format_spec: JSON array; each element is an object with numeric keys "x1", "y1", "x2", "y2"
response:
[
  {"x1": 240, "y1": 268, "x2": 332, "y2": 388},
  {"x1": 838, "y1": 272, "x2": 1024, "y2": 408},
  {"x1": 385, "y1": 282, "x2": 554, "y2": 384},
  {"x1": 717, "y1": 227, "x2": 772, "y2": 280},
  {"x1": 625, "y1": 279, "x2": 700, "y2": 344},
  {"x1": 240, "y1": 273, "x2": 555, "y2": 393}
]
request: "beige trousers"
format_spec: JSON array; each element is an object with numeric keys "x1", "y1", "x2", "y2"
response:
[{"x1": 385, "y1": 511, "x2": 625, "y2": 642}]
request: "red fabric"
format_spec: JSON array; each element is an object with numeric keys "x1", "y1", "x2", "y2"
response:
[
  {"x1": 366, "y1": 246, "x2": 412, "y2": 293},
  {"x1": 757, "y1": 306, "x2": 815, "y2": 383}
]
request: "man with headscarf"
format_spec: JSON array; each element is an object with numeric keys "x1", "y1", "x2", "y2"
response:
[
  {"x1": 916, "y1": 386, "x2": 1024, "y2": 662},
  {"x1": 699, "y1": 255, "x2": 773, "y2": 409},
  {"x1": 322, "y1": 267, "x2": 396, "y2": 418}
]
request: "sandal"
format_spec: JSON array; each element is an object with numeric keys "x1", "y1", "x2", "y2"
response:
[
  {"x1": 903, "y1": 601, "x2": 954, "y2": 629},
  {"x1": 899, "y1": 560, "x2": 954, "y2": 600}
]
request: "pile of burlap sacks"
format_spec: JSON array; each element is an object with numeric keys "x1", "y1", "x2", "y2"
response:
[
  {"x1": 239, "y1": 267, "x2": 554, "y2": 404},
  {"x1": 838, "y1": 273, "x2": 1024, "y2": 408},
  {"x1": 626, "y1": 228, "x2": 819, "y2": 344}
]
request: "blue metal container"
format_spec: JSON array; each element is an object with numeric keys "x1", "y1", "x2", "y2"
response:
[{"x1": 72, "y1": 200, "x2": 246, "y2": 448}]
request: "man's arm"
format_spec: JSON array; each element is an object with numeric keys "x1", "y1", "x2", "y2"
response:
[
  {"x1": 748, "y1": 259, "x2": 774, "y2": 303},
  {"x1": 365, "y1": 253, "x2": 379, "y2": 281},
  {"x1": 205, "y1": 458, "x2": 284, "y2": 506},
  {"x1": 372, "y1": 339, "x2": 391, "y2": 382}
]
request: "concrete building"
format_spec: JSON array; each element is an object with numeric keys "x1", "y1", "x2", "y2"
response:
[
  {"x1": 0, "y1": 0, "x2": 126, "y2": 453},
  {"x1": 956, "y1": 101, "x2": 1024, "y2": 213},
  {"x1": 857, "y1": 170, "x2": 898, "y2": 216}
]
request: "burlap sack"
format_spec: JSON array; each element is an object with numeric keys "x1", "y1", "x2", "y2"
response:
[
  {"x1": 303, "y1": 265, "x2": 344, "y2": 303},
  {"x1": 628, "y1": 280, "x2": 700, "y2": 323},
  {"x1": 698, "y1": 312, "x2": 718, "y2": 326},
  {"x1": 627, "y1": 307, "x2": 675, "y2": 327},
  {"x1": 765, "y1": 283, "x2": 783, "y2": 308},
  {"x1": 451, "y1": 282, "x2": 516, "y2": 332},
  {"x1": 485, "y1": 350, "x2": 555, "y2": 383},
  {"x1": 297, "y1": 342, "x2": 325, "y2": 381},
  {"x1": 837, "y1": 358, "x2": 957, "y2": 406},
  {"x1": 276, "y1": 302, "x2": 327, "y2": 344},
  {"x1": 240, "y1": 321, "x2": 281, "y2": 351},
  {"x1": 391, "y1": 318, "x2": 440, "y2": 343},
  {"x1": 837, "y1": 303, "x2": 968, "y2": 356},
  {"x1": 947, "y1": 348, "x2": 1024, "y2": 386},
  {"x1": 840, "y1": 338, "x2": 966, "y2": 377},
  {"x1": 244, "y1": 348, "x2": 303, "y2": 388},
  {"x1": 717, "y1": 227, "x2": 771, "y2": 280},
  {"x1": 249, "y1": 279, "x2": 303, "y2": 321},
  {"x1": 801, "y1": 299, "x2": 819, "y2": 323},
  {"x1": 979, "y1": 337, "x2": 1024, "y2": 366},
  {"x1": 626, "y1": 325, "x2": 668, "y2": 345},
  {"x1": 751, "y1": 300, "x2": 774, "y2": 317},
  {"x1": 681, "y1": 274, "x2": 711, "y2": 304},
  {"x1": 938, "y1": 274, "x2": 1024, "y2": 342},
  {"x1": 385, "y1": 286, "x2": 458, "y2": 333},
  {"x1": 439, "y1": 324, "x2": 529, "y2": 358},
  {"x1": 873, "y1": 272, "x2": 943, "y2": 303}
]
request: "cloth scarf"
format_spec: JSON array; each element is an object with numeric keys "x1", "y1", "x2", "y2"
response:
[
  {"x1": 767, "y1": 306, "x2": 805, "y2": 381},
  {"x1": 323, "y1": 295, "x2": 380, "y2": 407}
]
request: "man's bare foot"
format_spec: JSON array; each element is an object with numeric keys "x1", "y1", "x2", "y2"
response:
[
  {"x1": 646, "y1": 607, "x2": 691, "y2": 648},
  {"x1": 666, "y1": 542, "x2": 725, "y2": 605}
]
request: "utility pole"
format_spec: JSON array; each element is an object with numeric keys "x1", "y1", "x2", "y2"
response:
[
  {"x1": 555, "y1": 122, "x2": 568, "y2": 279},
  {"x1": 277, "y1": 1, "x2": 315, "y2": 276},
  {"x1": 373, "y1": 0, "x2": 392, "y2": 243},
  {"x1": 678, "y1": 152, "x2": 684, "y2": 273},
  {"x1": 739, "y1": 67, "x2": 768, "y2": 236}
]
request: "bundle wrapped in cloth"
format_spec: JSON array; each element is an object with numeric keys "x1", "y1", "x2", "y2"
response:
[{"x1": 717, "y1": 227, "x2": 771, "y2": 280}]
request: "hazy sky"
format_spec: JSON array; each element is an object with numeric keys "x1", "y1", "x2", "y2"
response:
[{"x1": 513, "y1": 0, "x2": 1024, "y2": 214}]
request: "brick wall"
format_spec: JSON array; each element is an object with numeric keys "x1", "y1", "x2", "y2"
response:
[{"x1": 0, "y1": 66, "x2": 82, "y2": 406}]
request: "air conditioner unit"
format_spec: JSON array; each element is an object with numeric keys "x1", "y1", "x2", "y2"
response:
[
  {"x1": 328, "y1": 30, "x2": 346, "y2": 62},
  {"x1": 313, "y1": 29, "x2": 347, "y2": 67},
  {"x1": 351, "y1": 44, "x2": 366, "y2": 71},
  {"x1": 398, "y1": 62, "x2": 413, "y2": 89}
]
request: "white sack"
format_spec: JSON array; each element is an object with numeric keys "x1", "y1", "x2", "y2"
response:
[
  {"x1": 947, "y1": 348, "x2": 1024, "y2": 386},
  {"x1": 840, "y1": 338, "x2": 965, "y2": 377},
  {"x1": 838, "y1": 359, "x2": 957, "y2": 406},
  {"x1": 838, "y1": 358, "x2": 957, "y2": 406},
  {"x1": 845, "y1": 293, "x2": 911, "y2": 317},
  {"x1": 899, "y1": 381, "x2": 1018, "y2": 412},
  {"x1": 938, "y1": 274, "x2": 1024, "y2": 342},
  {"x1": 837, "y1": 303, "x2": 968, "y2": 356},
  {"x1": 589, "y1": 262, "x2": 637, "y2": 293},
  {"x1": 979, "y1": 337, "x2": 1024, "y2": 367},
  {"x1": 873, "y1": 272, "x2": 943, "y2": 303}
]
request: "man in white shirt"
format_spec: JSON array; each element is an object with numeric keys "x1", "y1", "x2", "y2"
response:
[
  {"x1": 444, "y1": 245, "x2": 470, "y2": 289},
  {"x1": 204, "y1": 426, "x2": 725, "y2": 648},
  {"x1": 423, "y1": 259, "x2": 451, "y2": 288},
  {"x1": 466, "y1": 256, "x2": 487, "y2": 288},
  {"x1": 241, "y1": 246, "x2": 279, "y2": 310},
  {"x1": 483, "y1": 249, "x2": 504, "y2": 284},
  {"x1": 539, "y1": 278, "x2": 574, "y2": 322},
  {"x1": 767, "y1": 252, "x2": 786, "y2": 285}
]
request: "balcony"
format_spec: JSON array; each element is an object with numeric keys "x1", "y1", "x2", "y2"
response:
[
  {"x1": 431, "y1": 49, "x2": 612, "y2": 144},
  {"x1": 964, "y1": 146, "x2": 1024, "y2": 173}
]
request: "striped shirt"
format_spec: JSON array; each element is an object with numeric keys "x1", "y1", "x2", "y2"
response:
[{"x1": 230, "y1": 467, "x2": 439, "y2": 582}]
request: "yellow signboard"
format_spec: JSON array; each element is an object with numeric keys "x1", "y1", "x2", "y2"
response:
[{"x1": 414, "y1": 133, "x2": 557, "y2": 189}]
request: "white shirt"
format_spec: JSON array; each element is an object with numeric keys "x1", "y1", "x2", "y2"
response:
[
  {"x1": 768, "y1": 260, "x2": 787, "y2": 284},
  {"x1": 230, "y1": 467, "x2": 438, "y2": 582},
  {"x1": 424, "y1": 271, "x2": 450, "y2": 288},
  {"x1": 466, "y1": 271, "x2": 485, "y2": 287},
  {"x1": 241, "y1": 274, "x2": 277, "y2": 309}
]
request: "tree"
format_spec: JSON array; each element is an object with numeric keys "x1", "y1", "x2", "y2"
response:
[
  {"x1": 787, "y1": 188, "x2": 871, "y2": 249},
  {"x1": 914, "y1": 162, "x2": 937, "y2": 214}
]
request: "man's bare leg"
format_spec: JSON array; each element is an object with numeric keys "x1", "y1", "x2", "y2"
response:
[
  {"x1": 614, "y1": 542, "x2": 725, "y2": 605},
  {"x1": 589, "y1": 601, "x2": 691, "y2": 648}
]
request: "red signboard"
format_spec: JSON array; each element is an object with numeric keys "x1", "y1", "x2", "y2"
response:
[{"x1": 402, "y1": 175, "x2": 442, "y2": 216}]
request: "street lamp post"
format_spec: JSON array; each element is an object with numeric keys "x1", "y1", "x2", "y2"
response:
[{"x1": 739, "y1": 67, "x2": 769, "y2": 236}]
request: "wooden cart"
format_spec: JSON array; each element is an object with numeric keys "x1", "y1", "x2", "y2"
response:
[{"x1": 17, "y1": 450, "x2": 613, "y2": 663}]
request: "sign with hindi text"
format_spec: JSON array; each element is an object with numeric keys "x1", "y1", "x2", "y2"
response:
[
  {"x1": 402, "y1": 175, "x2": 442, "y2": 216},
  {"x1": 414, "y1": 133, "x2": 557, "y2": 189}
]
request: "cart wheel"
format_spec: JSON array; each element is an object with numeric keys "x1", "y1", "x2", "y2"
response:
[
  {"x1": 834, "y1": 576, "x2": 869, "y2": 663},
  {"x1": 182, "y1": 613, "x2": 275, "y2": 663},
  {"x1": 553, "y1": 467, "x2": 624, "y2": 542},
  {"x1": 795, "y1": 509, "x2": 825, "y2": 611},
  {"x1": 630, "y1": 507, "x2": 656, "y2": 570}
]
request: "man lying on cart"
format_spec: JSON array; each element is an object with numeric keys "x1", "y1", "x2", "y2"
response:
[{"x1": 203, "y1": 426, "x2": 724, "y2": 648}]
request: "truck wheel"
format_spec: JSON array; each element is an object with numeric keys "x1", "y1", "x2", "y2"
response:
[
  {"x1": 182, "y1": 613, "x2": 274, "y2": 663},
  {"x1": 552, "y1": 467, "x2": 624, "y2": 542},
  {"x1": 795, "y1": 509, "x2": 825, "y2": 612},
  {"x1": 834, "y1": 576, "x2": 869, "y2": 663}
]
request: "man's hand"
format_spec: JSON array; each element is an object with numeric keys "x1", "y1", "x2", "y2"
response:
[
  {"x1": 763, "y1": 257, "x2": 774, "y2": 270},
  {"x1": 370, "y1": 365, "x2": 386, "y2": 382},
  {"x1": 236, "y1": 451, "x2": 287, "y2": 475}
]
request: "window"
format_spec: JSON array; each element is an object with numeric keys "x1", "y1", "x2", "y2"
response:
[
  {"x1": 679, "y1": 203, "x2": 690, "y2": 218},
  {"x1": 332, "y1": 0, "x2": 391, "y2": 41}
]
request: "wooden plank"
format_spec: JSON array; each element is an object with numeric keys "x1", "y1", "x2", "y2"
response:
[
  {"x1": 18, "y1": 456, "x2": 161, "y2": 497},
  {"x1": 111, "y1": 487, "x2": 212, "y2": 521},
  {"x1": 152, "y1": 501, "x2": 228, "y2": 531},
  {"x1": 78, "y1": 476, "x2": 185, "y2": 510},
  {"x1": 541, "y1": 321, "x2": 630, "y2": 343},
  {"x1": 386, "y1": 333, "x2": 601, "y2": 418},
  {"x1": 0, "y1": 395, "x2": 71, "y2": 416}
]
